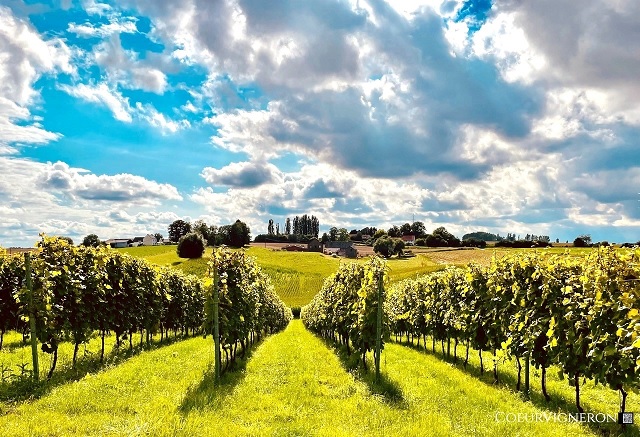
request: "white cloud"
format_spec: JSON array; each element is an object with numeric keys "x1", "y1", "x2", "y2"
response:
[
  {"x1": 135, "y1": 103, "x2": 190, "y2": 134},
  {"x1": 81, "y1": 0, "x2": 112, "y2": 16},
  {"x1": 59, "y1": 82, "x2": 133, "y2": 122},
  {"x1": 470, "y1": 11, "x2": 546, "y2": 84},
  {"x1": 0, "y1": 6, "x2": 73, "y2": 149},
  {"x1": 130, "y1": 67, "x2": 168, "y2": 94},
  {"x1": 68, "y1": 17, "x2": 138, "y2": 38},
  {"x1": 37, "y1": 161, "x2": 183, "y2": 202}
]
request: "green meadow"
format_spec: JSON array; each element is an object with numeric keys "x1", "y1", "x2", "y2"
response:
[{"x1": 0, "y1": 321, "x2": 607, "y2": 436}]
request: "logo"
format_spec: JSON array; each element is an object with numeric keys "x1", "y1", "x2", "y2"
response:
[{"x1": 619, "y1": 412, "x2": 634, "y2": 425}]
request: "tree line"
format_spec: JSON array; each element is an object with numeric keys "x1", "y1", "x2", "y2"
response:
[
  {"x1": 168, "y1": 219, "x2": 251, "y2": 248},
  {"x1": 255, "y1": 214, "x2": 320, "y2": 243}
]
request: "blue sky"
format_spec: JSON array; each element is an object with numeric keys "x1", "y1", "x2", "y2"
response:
[{"x1": 1, "y1": 0, "x2": 639, "y2": 246}]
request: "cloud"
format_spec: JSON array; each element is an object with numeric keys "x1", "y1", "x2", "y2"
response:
[
  {"x1": 0, "y1": 6, "x2": 74, "y2": 105},
  {"x1": 81, "y1": 0, "x2": 112, "y2": 16},
  {"x1": 3, "y1": 0, "x2": 640, "y2": 246},
  {"x1": 135, "y1": 103, "x2": 190, "y2": 134},
  {"x1": 93, "y1": 34, "x2": 169, "y2": 94},
  {"x1": 68, "y1": 16, "x2": 138, "y2": 38},
  {"x1": 201, "y1": 161, "x2": 281, "y2": 188},
  {"x1": 59, "y1": 82, "x2": 133, "y2": 122},
  {"x1": 0, "y1": 97, "x2": 61, "y2": 145},
  {"x1": 494, "y1": 0, "x2": 640, "y2": 119},
  {"x1": 0, "y1": 6, "x2": 72, "y2": 148},
  {"x1": 37, "y1": 161, "x2": 182, "y2": 202},
  {"x1": 130, "y1": 67, "x2": 168, "y2": 94}
]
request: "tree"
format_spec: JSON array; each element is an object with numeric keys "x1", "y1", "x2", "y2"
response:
[
  {"x1": 373, "y1": 229, "x2": 386, "y2": 240},
  {"x1": 400, "y1": 223, "x2": 412, "y2": 235},
  {"x1": 337, "y1": 228, "x2": 350, "y2": 241},
  {"x1": 432, "y1": 227, "x2": 460, "y2": 247},
  {"x1": 374, "y1": 236, "x2": 403, "y2": 258},
  {"x1": 285, "y1": 218, "x2": 291, "y2": 235},
  {"x1": 58, "y1": 236, "x2": 74, "y2": 245},
  {"x1": 82, "y1": 234, "x2": 101, "y2": 248},
  {"x1": 177, "y1": 232, "x2": 206, "y2": 258},
  {"x1": 388, "y1": 226, "x2": 401, "y2": 238},
  {"x1": 154, "y1": 233, "x2": 164, "y2": 243},
  {"x1": 206, "y1": 225, "x2": 218, "y2": 246},
  {"x1": 217, "y1": 225, "x2": 231, "y2": 245},
  {"x1": 168, "y1": 220, "x2": 191, "y2": 242},
  {"x1": 573, "y1": 237, "x2": 588, "y2": 248},
  {"x1": 574, "y1": 234, "x2": 592, "y2": 247},
  {"x1": 321, "y1": 232, "x2": 329, "y2": 243},
  {"x1": 228, "y1": 220, "x2": 251, "y2": 247},
  {"x1": 410, "y1": 221, "x2": 426, "y2": 237},
  {"x1": 192, "y1": 220, "x2": 210, "y2": 242},
  {"x1": 268, "y1": 219, "x2": 274, "y2": 236},
  {"x1": 329, "y1": 227, "x2": 338, "y2": 241}
]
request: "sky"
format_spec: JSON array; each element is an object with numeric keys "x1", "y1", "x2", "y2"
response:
[{"x1": 0, "y1": 0, "x2": 639, "y2": 247}]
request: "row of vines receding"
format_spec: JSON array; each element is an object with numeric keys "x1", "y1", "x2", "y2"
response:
[
  {"x1": 386, "y1": 247, "x2": 639, "y2": 416},
  {"x1": 301, "y1": 256, "x2": 388, "y2": 372},
  {"x1": 0, "y1": 236, "x2": 291, "y2": 379}
]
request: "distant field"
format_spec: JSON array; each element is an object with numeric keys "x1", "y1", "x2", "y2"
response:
[
  {"x1": 115, "y1": 245, "x2": 602, "y2": 307},
  {"x1": 415, "y1": 246, "x2": 597, "y2": 267},
  {"x1": 117, "y1": 245, "x2": 445, "y2": 307}
]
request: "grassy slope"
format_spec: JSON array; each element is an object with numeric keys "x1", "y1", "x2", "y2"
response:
[
  {"x1": 117, "y1": 245, "x2": 445, "y2": 307},
  {"x1": 0, "y1": 321, "x2": 596, "y2": 436}
]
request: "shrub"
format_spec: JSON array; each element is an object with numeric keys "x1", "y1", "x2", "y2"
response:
[
  {"x1": 177, "y1": 232, "x2": 206, "y2": 258},
  {"x1": 291, "y1": 307, "x2": 301, "y2": 319},
  {"x1": 573, "y1": 237, "x2": 588, "y2": 248}
]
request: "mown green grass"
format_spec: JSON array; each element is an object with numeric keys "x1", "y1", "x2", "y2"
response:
[
  {"x1": 0, "y1": 335, "x2": 214, "y2": 436},
  {"x1": 1, "y1": 320, "x2": 602, "y2": 436},
  {"x1": 0, "y1": 328, "x2": 197, "y2": 406},
  {"x1": 391, "y1": 335, "x2": 640, "y2": 436}
]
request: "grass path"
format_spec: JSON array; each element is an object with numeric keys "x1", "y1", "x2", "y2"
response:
[{"x1": 1, "y1": 321, "x2": 603, "y2": 436}]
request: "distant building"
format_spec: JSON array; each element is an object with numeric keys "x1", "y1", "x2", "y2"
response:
[
  {"x1": 401, "y1": 235, "x2": 416, "y2": 246},
  {"x1": 307, "y1": 238, "x2": 323, "y2": 252},
  {"x1": 324, "y1": 241, "x2": 358, "y2": 258},
  {"x1": 325, "y1": 241, "x2": 354, "y2": 249},
  {"x1": 324, "y1": 247, "x2": 340, "y2": 256},
  {"x1": 105, "y1": 239, "x2": 130, "y2": 248},
  {"x1": 142, "y1": 234, "x2": 157, "y2": 246},
  {"x1": 343, "y1": 246, "x2": 358, "y2": 258}
]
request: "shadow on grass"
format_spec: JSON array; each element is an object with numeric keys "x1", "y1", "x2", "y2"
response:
[
  {"x1": 393, "y1": 338, "x2": 640, "y2": 437},
  {"x1": 0, "y1": 338, "x2": 30, "y2": 351},
  {"x1": 179, "y1": 339, "x2": 263, "y2": 414},
  {"x1": 319, "y1": 337, "x2": 406, "y2": 408},
  {"x1": 0, "y1": 333, "x2": 198, "y2": 404}
]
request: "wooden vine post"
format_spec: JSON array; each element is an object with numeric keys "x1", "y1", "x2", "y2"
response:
[
  {"x1": 375, "y1": 269, "x2": 383, "y2": 383},
  {"x1": 25, "y1": 253, "x2": 39, "y2": 381},
  {"x1": 212, "y1": 256, "x2": 221, "y2": 382},
  {"x1": 524, "y1": 350, "x2": 531, "y2": 399}
]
